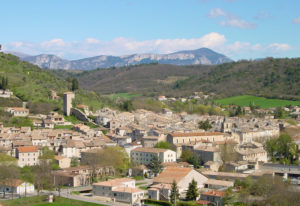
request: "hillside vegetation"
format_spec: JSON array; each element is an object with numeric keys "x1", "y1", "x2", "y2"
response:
[
  {"x1": 0, "y1": 53, "x2": 69, "y2": 102},
  {"x1": 52, "y1": 64, "x2": 211, "y2": 96},
  {"x1": 53, "y1": 57, "x2": 300, "y2": 100},
  {"x1": 0, "y1": 53, "x2": 116, "y2": 114}
]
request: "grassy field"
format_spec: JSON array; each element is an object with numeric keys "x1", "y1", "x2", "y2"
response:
[
  {"x1": 107, "y1": 93, "x2": 141, "y2": 100},
  {"x1": 215, "y1": 95, "x2": 300, "y2": 109},
  {"x1": 1, "y1": 196, "x2": 103, "y2": 206}
]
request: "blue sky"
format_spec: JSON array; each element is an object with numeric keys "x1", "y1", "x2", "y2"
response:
[{"x1": 1, "y1": 0, "x2": 300, "y2": 60}]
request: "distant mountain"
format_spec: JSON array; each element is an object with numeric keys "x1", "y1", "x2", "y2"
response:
[{"x1": 18, "y1": 48, "x2": 233, "y2": 70}]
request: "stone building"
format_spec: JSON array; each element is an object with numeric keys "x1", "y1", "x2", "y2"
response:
[{"x1": 63, "y1": 92, "x2": 75, "y2": 116}]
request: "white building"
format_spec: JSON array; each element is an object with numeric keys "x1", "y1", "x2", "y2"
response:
[
  {"x1": 93, "y1": 178, "x2": 144, "y2": 204},
  {"x1": 5, "y1": 107, "x2": 29, "y2": 117},
  {"x1": 149, "y1": 166, "x2": 208, "y2": 200},
  {"x1": 130, "y1": 148, "x2": 176, "y2": 165},
  {"x1": 16, "y1": 146, "x2": 39, "y2": 167},
  {"x1": 0, "y1": 179, "x2": 35, "y2": 195}
]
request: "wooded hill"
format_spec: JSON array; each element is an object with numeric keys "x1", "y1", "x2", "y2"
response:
[
  {"x1": 52, "y1": 58, "x2": 300, "y2": 100},
  {"x1": 0, "y1": 52, "x2": 114, "y2": 114}
]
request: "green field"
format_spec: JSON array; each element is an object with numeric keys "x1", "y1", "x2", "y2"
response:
[
  {"x1": 1, "y1": 196, "x2": 103, "y2": 206},
  {"x1": 107, "y1": 93, "x2": 141, "y2": 100},
  {"x1": 215, "y1": 95, "x2": 300, "y2": 109}
]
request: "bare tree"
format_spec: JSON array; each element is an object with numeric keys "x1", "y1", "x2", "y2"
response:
[
  {"x1": 33, "y1": 160, "x2": 53, "y2": 195},
  {"x1": 219, "y1": 142, "x2": 238, "y2": 171}
]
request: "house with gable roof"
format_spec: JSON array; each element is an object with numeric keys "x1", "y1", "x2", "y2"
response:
[{"x1": 148, "y1": 166, "x2": 208, "y2": 200}]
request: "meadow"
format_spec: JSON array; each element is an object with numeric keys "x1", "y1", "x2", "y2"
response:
[
  {"x1": 106, "y1": 93, "x2": 141, "y2": 100},
  {"x1": 1, "y1": 196, "x2": 103, "y2": 206},
  {"x1": 215, "y1": 95, "x2": 300, "y2": 109}
]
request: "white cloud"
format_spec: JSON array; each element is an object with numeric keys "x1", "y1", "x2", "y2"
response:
[
  {"x1": 207, "y1": 8, "x2": 227, "y2": 18},
  {"x1": 293, "y1": 16, "x2": 300, "y2": 24},
  {"x1": 255, "y1": 10, "x2": 270, "y2": 20},
  {"x1": 268, "y1": 43, "x2": 291, "y2": 51},
  {"x1": 3, "y1": 33, "x2": 292, "y2": 61},
  {"x1": 207, "y1": 8, "x2": 256, "y2": 29}
]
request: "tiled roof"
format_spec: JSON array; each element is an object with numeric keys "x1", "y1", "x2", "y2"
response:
[
  {"x1": 1, "y1": 179, "x2": 24, "y2": 187},
  {"x1": 169, "y1": 132, "x2": 223, "y2": 137},
  {"x1": 17, "y1": 146, "x2": 38, "y2": 153},
  {"x1": 201, "y1": 171, "x2": 248, "y2": 178},
  {"x1": 196, "y1": 200, "x2": 211, "y2": 205},
  {"x1": 112, "y1": 187, "x2": 144, "y2": 193},
  {"x1": 201, "y1": 190, "x2": 225, "y2": 197},
  {"x1": 132, "y1": 147, "x2": 168, "y2": 153},
  {"x1": 153, "y1": 166, "x2": 193, "y2": 184},
  {"x1": 93, "y1": 178, "x2": 134, "y2": 187},
  {"x1": 204, "y1": 179, "x2": 234, "y2": 187}
]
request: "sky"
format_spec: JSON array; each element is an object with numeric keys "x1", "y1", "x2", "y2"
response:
[{"x1": 1, "y1": 0, "x2": 300, "y2": 60}]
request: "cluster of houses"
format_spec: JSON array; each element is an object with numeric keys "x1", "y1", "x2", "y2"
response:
[
  {"x1": 157, "y1": 92, "x2": 214, "y2": 103},
  {"x1": 1, "y1": 91, "x2": 300, "y2": 205}
]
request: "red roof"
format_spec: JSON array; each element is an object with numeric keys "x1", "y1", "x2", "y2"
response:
[
  {"x1": 196, "y1": 200, "x2": 211, "y2": 205},
  {"x1": 17, "y1": 146, "x2": 38, "y2": 153},
  {"x1": 201, "y1": 190, "x2": 225, "y2": 197}
]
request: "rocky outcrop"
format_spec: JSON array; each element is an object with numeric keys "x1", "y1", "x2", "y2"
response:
[{"x1": 19, "y1": 48, "x2": 233, "y2": 70}]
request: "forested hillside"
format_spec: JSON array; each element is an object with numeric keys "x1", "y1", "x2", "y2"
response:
[
  {"x1": 0, "y1": 53, "x2": 114, "y2": 114},
  {"x1": 53, "y1": 57, "x2": 300, "y2": 100}
]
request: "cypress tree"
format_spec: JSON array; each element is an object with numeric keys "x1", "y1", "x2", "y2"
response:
[{"x1": 186, "y1": 179, "x2": 198, "y2": 201}]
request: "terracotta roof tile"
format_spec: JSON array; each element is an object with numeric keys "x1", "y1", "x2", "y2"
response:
[
  {"x1": 201, "y1": 190, "x2": 225, "y2": 197},
  {"x1": 153, "y1": 166, "x2": 193, "y2": 184},
  {"x1": 17, "y1": 146, "x2": 38, "y2": 153}
]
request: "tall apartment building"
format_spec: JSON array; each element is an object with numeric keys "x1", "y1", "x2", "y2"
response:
[{"x1": 16, "y1": 146, "x2": 39, "y2": 167}]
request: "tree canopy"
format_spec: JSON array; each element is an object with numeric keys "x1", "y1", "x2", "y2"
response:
[
  {"x1": 186, "y1": 179, "x2": 198, "y2": 201},
  {"x1": 154, "y1": 141, "x2": 176, "y2": 151},
  {"x1": 180, "y1": 149, "x2": 200, "y2": 168},
  {"x1": 198, "y1": 119, "x2": 212, "y2": 131},
  {"x1": 266, "y1": 134, "x2": 297, "y2": 164},
  {"x1": 148, "y1": 155, "x2": 163, "y2": 176}
]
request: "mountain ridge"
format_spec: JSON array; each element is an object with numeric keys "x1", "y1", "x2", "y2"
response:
[{"x1": 17, "y1": 48, "x2": 233, "y2": 70}]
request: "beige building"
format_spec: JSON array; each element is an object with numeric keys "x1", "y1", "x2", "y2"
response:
[
  {"x1": 149, "y1": 166, "x2": 208, "y2": 200},
  {"x1": 16, "y1": 146, "x2": 39, "y2": 167},
  {"x1": 237, "y1": 147, "x2": 268, "y2": 163},
  {"x1": 54, "y1": 155, "x2": 71, "y2": 168},
  {"x1": 131, "y1": 148, "x2": 176, "y2": 165},
  {"x1": 167, "y1": 132, "x2": 225, "y2": 145},
  {"x1": 93, "y1": 178, "x2": 144, "y2": 204},
  {"x1": 200, "y1": 190, "x2": 225, "y2": 206},
  {"x1": 63, "y1": 92, "x2": 75, "y2": 116},
  {"x1": 5, "y1": 107, "x2": 29, "y2": 117}
]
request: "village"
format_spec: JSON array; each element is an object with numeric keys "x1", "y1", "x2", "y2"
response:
[{"x1": 1, "y1": 90, "x2": 300, "y2": 206}]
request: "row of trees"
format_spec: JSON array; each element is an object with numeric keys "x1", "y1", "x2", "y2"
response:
[{"x1": 170, "y1": 179, "x2": 198, "y2": 205}]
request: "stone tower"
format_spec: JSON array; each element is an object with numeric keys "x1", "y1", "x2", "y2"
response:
[{"x1": 63, "y1": 92, "x2": 75, "y2": 116}]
